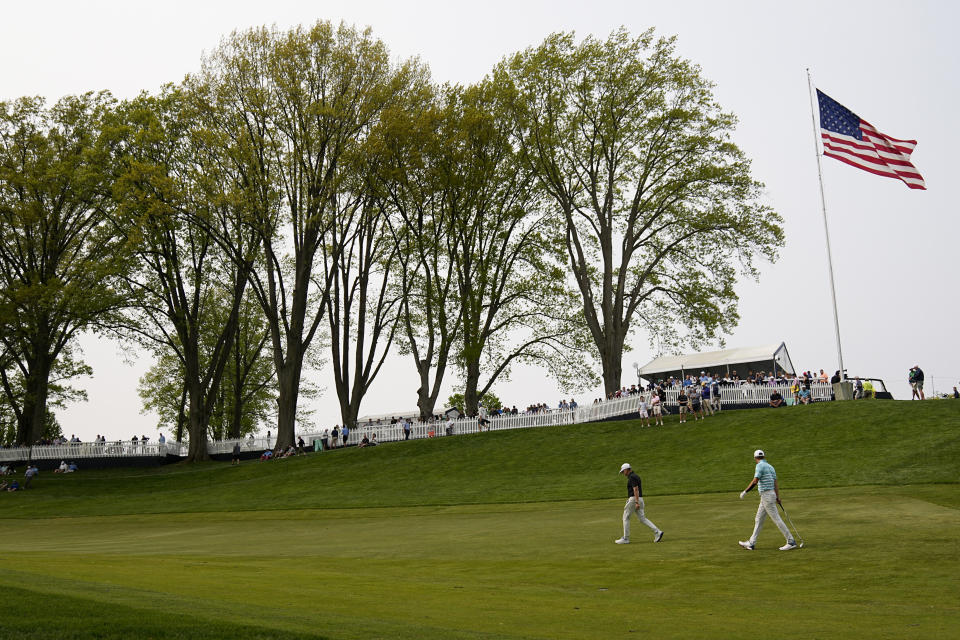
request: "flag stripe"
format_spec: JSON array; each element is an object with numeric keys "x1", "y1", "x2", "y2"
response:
[
  {"x1": 821, "y1": 133, "x2": 920, "y2": 166},
  {"x1": 823, "y1": 151, "x2": 926, "y2": 189},
  {"x1": 823, "y1": 141, "x2": 920, "y2": 176},
  {"x1": 816, "y1": 89, "x2": 925, "y2": 190},
  {"x1": 823, "y1": 146, "x2": 924, "y2": 181}
]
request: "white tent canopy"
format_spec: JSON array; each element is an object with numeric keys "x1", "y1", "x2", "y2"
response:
[{"x1": 636, "y1": 343, "x2": 795, "y2": 382}]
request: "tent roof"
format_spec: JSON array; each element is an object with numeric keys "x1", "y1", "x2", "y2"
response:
[{"x1": 636, "y1": 343, "x2": 794, "y2": 379}]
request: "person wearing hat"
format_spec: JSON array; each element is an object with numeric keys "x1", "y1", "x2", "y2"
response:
[
  {"x1": 615, "y1": 463, "x2": 664, "y2": 544},
  {"x1": 909, "y1": 365, "x2": 925, "y2": 400},
  {"x1": 738, "y1": 449, "x2": 797, "y2": 550}
]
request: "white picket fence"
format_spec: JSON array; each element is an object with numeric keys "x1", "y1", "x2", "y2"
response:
[{"x1": 0, "y1": 382, "x2": 834, "y2": 463}]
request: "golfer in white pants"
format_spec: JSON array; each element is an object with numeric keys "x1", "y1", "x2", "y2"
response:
[
  {"x1": 615, "y1": 463, "x2": 663, "y2": 544},
  {"x1": 738, "y1": 449, "x2": 797, "y2": 551}
]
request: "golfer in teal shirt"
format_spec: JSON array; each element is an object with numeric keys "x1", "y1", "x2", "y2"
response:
[{"x1": 738, "y1": 449, "x2": 797, "y2": 551}]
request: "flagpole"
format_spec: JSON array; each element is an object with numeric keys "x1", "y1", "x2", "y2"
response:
[{"x1": 806, "y1": 68, "x2": 845, "y2": 380}]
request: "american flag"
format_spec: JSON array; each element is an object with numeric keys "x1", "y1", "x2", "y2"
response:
[{"x1": 816, "y1": 89, "x2": 925, "y2": 190}]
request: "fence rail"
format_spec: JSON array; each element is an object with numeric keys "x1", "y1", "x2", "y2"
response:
[{"x1": 0, "y1": 383, "x2": 834, "y2": 464}]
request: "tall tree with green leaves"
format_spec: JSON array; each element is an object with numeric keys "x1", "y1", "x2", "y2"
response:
[
  {"x1": 195, "y1": 21, "x2": 417, "y2": 449},
  {"x1": 377, "y1": 83, "x2": 463, "y2": 421},
  {"x1": 0, "y1": 93, "x2": 127, "y2": 445},
  {"x1": 444, "y1": 80, "x2": 594, "y2": 416},
  {"x1": 499, "y1": 29, "x2": 784, "y2": 395},
  {"x1": 110, "y1": 87, "x2": 259, "y2": 461}
]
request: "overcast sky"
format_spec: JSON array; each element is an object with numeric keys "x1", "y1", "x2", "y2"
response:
[{"x1": 3, "y1": 1, "x2": 956, "y2": 441}]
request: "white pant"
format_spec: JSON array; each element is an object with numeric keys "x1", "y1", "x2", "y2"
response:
[
  {"x1": 750, "y1": 490, "x2": 793, "y2": 544},
  {"x1": 623, "y1": 497, "x2": 660, "y2": 540}
]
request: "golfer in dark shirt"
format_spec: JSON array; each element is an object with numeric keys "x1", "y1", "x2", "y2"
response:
[{"x1": 615, "y1": 463, "x2": 663, "y2": 544}]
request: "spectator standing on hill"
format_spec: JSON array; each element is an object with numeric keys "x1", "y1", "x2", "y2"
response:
[
  {"x1": 331, "y1": 426, "x2": 340, "y2": 448},
  {"x1": 403, "y1": 419, "x2": 412, "y2": 440},
  {"x1": 677, "y1": 389, "x2": 688, "y2": 424},
  {"x1": 615, "y1": 463, "x2": 664, "y2": 544},
  {"x1": 910, "y1": 366, "x2": 925, "y2": 400},
  {"x1": 738, "y1": 449, "x2": 797, "y2": 551},
  {"x1": 853, "y1": 377, "x2": 863, "y2": 399},
  {"x1": 650, "y1": 392, "x2": 664, "y2": 426},
  {"x1": 689, "y1": 389, "x2": 703, "y2": 421},
  {"x1": 710, "y1": 379, "x2": 721, "y2": 412},
  {"x1": 341, "y1": 424, "x2": 350, "y2": 446},
  {"x1": 232, "y1": 442, "x2": 241, "y2": 466},
  {"x1": 637, "y1": 396, "x2": 650, "y2": 427},
  {"x1": 23, "y1": 465, "x2": 38, "y2": 489},
  {"x1": 700, "y1": 384, "x2": 714, "y2": 416}
]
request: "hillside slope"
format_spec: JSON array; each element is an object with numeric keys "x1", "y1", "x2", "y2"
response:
[{"x1": 4, "y1": 400, "x2": 958, "y2": 518}]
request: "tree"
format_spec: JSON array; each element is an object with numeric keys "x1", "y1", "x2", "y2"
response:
[
  {"x1": 195, "y1": 21, "x2": 416, "y2": 449},
  {"x1": 0, "y1": 343, "x2": 80, "y2": 445},
  {"x1": 446, "y1": 390, "x2": 502, "y2": 415},
  {"x1": 138, "y1": 295, "x2": 275, "y2": 441},
  {"x1": 443, "y1": 80, "x2": 594, "y2": 416},
  {"x1": 212, "y1": 295, "x2": 276, "y2": 439},
  {"x1": 377, "y1": 83, "x2": 463, "y2": 421},
  {"x1": 324, "y1": 193, "x2": 403, "y2": 430},
  {"x1": 110, "y1": 87, "x2": 259, "y2": 461},
  {"x1": 0, "y1": 93, "x2": 126, "y2": 445},
  {"x1": 500, "y1": 29, "x2": 784, "y2": 395}
]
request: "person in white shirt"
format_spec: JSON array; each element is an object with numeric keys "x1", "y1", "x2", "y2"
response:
[
  {"x1": 637, "y1": 396, "x2": 650, "y2": 427},
  {"x1": 649, "y1": 393, "x2": 664, "y2": 426}
]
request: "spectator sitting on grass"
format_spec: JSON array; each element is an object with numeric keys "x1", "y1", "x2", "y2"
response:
[
  {"x1": 799, "y1": 387, "x2": 812, "y2": 404},
  {"x1": 358, "y1": 434, "x2": 371, "y2": 448},
  {"x1": 55, "y1": 461, "x2": 67, "y2": 473},
  {"x1": 260, "y1": 449, "x2": 273, "y2": 461},
  {"x1": 5, "y1": 480, "x2": 20, "y2": 491},
  {"x1": 282, "y1": 446, "x2": 296, "y2": 458},
  {"x1": 67, "y1": 462, "x2": 78, "y2": 473},
  {"x1": 769, "y1": 391, "x2": 785, "y2": 408}
]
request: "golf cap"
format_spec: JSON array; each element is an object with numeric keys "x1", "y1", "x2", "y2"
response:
[
  {"x1": 619, "y1": 463, "x2": 631, "y2": 473},
  {"x1": 754, "y1": 449, "x2": 765, "y2": 458}
]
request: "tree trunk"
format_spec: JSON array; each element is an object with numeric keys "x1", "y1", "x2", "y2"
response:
[
  {"x1": 416, "y1": 361, "x2": 435, "y2": 421},
  {"x1": 185, "y1": 376, "x2": 209, "y2": 463},
  {"x1": 18, "y1": 352, "x2": 51, "y2": 445},
  {"x1": 600, "y1": 331, "x2": 627, "y2": 398},
  {"x1": 274, "y1": 362, "x2": 300, "y2": 450},
  {"x1": 175, "y1": 384, "x2": 187, "y2": 443},
  {"x1": 462, "y1": 359, "x2": 482, "y2": 417}
]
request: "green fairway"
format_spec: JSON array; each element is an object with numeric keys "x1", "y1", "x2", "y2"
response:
[{"x1": 1, "y1": 401, "x2": 958, "y2": 638}]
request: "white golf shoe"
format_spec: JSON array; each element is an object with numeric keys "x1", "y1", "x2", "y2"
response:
[
  {"x1": 738, "y1": 540, "x2": 755, "y2": 550},
  {"x1": 654, "y1": 531, "x2": 664, "y2": 542},
  {"x1": 614, "y1": 538, "x2": 630, "y2": 544},
  {"x1": 779, "y1": 542, "x2": 799, "y2": 551}
]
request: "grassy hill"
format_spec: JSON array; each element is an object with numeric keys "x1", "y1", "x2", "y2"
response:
[
  {"x1": 1, "y1": 400, "x2": 957, "y2": 640},
  {"x1": 4, "y1": 400, "x2": 959, "y2": 518}
]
